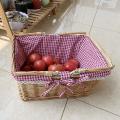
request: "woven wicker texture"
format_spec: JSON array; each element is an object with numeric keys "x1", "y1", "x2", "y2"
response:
[{"x1": 18, "y1": 80, "x2": 99, "y2": 101}]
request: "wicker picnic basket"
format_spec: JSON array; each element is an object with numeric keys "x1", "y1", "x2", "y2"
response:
[{"x1": 12, "y1": 32, "x2": 114, "y2": 101}]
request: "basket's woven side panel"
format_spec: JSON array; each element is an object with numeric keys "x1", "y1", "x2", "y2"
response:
[
  {"x1": 18, "y1": 84, "x2": 28, "y2": 101},
  {"x1": 18, "y1": 80, "x2": 99, "y2": 101}
]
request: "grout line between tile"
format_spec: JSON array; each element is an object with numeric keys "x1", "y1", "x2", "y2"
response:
[
  {"x1": 60, "y1": 98, "x2": 68, "y2": 120},
  {"x1": 89, "y1": 0, "x2": 102, "y2": 34},
  {"x1": 76, "y1": 99, "x2": 120, "y2": 118}
]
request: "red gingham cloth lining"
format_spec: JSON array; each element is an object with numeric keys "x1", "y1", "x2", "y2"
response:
[{"x1": 13, "y1": 34, "x2": 111, "y2": 83}]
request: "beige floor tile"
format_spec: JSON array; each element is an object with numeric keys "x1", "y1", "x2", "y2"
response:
[
  {"x1": 71, "y1": 22, "x2": 90, "y2": 33},
  {"x1": 93, "y1": 0, "x2": 120, "y2": 32},
  {"x1": 62, "y1": 99, "x2": 120, "y2": 120},
  {"x1": 73, "y1": 0, "x2": 101, "y2": 25},
  {"x1": 0, "y1": 41, "x2": 12, "y2": 71},
  {"x1": 99, "y1": 0, "x2": 120, "y2": 12},
  {"x1": 0, "y1": 39, "x2": 9, "y2": 51},
  {"x1": 90, "y1": 27, "x2": 120, "y2": 64},
  {"x1": 0, "y1": 97, "x2": 66, "y2": 120},
  {"x1": 0, "y1": 69, "x2": 17, "y2": 110},
  {"x1": 77, "y1": 27, "x2": 120, "y2": 115}
]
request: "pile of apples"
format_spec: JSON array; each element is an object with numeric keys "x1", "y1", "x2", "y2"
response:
[{"x1": 21, "y1": 53, "x2": 80, "y2": 72}]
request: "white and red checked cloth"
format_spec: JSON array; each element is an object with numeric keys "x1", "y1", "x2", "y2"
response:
[{"x1": 13, "y1": 34, "x2": 112, "y2": 83}]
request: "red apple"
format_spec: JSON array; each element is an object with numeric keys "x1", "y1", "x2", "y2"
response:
[
  {"x1": 28, "y1": 53, "x2": 41, "y2": 63},
  {"x1": 48, "y1": 64, "x2": 64, "y2": 71},
  {"x1": 21, "y1": 65, "x2": 32, "y2": 71},
  {"x1": 42, "y1": 55, "x2": 54, "y2": 66},
  {"x1": 33, "y1": 60, "x2": 46, "y2": 71},
  {"x1": 68, "y1": 59, "x2": 79, "y2": 68},
  {"x1": 53, "y1": 58, "x2": 60, "y2": 64},
  {"x1": 64, "y1": 62, "x2": 78, "y2": 71}
]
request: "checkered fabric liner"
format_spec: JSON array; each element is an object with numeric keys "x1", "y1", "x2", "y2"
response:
[
  {"x1": 14, "y1": 71, "x2": 111, "y2": 83},
  {"x1": 13, "y1": 34, "x2": 111, "y2": 83}
]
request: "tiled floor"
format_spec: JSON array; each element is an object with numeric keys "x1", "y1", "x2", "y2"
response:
[{"x1": 0, "y1": 0, "x2": 120, "y2": 120}]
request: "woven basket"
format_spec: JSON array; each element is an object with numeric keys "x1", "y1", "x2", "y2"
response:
[{"x1": 12, "y1": 32, "x2": 114, "y2": 101}]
